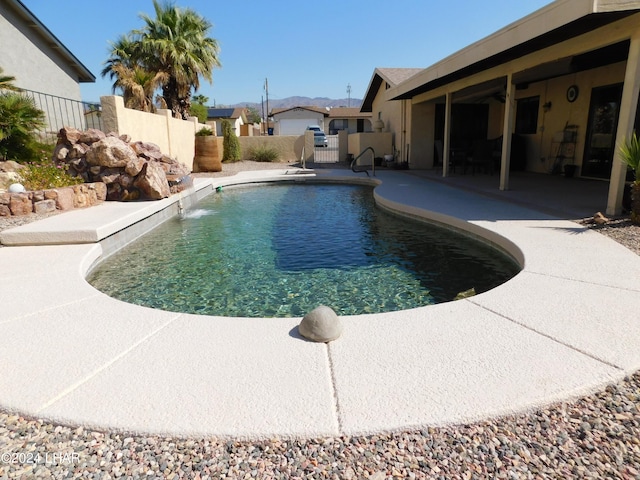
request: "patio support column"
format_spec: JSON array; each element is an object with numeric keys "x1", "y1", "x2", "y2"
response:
[
  {"x1": 499, "y1": 74, "x2": 515, "y2": 191},
  {"x1": 607, "y1": 31, "x2": 640, "y2": 216},
  {"x1": 443, "y1": 92, "x2": 452, "y2": 177}
]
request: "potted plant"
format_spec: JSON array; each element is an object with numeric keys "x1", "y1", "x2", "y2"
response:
[
  {"x1": 194, "y1": 127, "x2": 222, "y2": 172},
  {"x1": 619, "y1": 132, "x2": 640, "y2": 223}
]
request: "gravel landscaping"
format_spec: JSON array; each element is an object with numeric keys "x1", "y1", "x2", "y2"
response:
[{"x1": 1, "y1": 161, "x2": 639, "y2": 479}]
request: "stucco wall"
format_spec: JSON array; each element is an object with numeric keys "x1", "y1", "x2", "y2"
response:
[
  {"x1": 513, "y1": 61, "x2": 627, "y2": 174},
  {"x1": 348, "y1": 133, "x2": 393, "y2": 164},
  {"x1": 239, "y1": 135, "x2": 304, "y2": 162},
  {"x1": 101, "y1": 95, "x2": 208, "y2": 171},
  {"x1": 0, "y1": 5, "x2": 84, "y2": 100}
]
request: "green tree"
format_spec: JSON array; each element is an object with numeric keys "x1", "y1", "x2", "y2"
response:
[
  {"x1": 101, "y1": 1, "x2": 221, "y2": 119},
  {"x1": 189, "y1": 102, "x2": 208, "y2": 123},
  {"x1": 245, "y1": 106, "x2": 261, "y2": 124},
  {"x1": 222, "y1": 119, "x2": 240, "y2": 162}
]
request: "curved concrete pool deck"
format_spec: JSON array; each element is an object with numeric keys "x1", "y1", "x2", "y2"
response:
[{"x1": 1, "y1": 168, "x2": 640, "y2": 440}]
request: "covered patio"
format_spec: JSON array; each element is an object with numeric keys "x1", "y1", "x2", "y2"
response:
[{"x1": 387, "y1": 0, "x2": 640, "y2": 217}]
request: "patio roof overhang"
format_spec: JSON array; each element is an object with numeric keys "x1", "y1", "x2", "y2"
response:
[{"x1": 389, "y1": 0, "x2": 640, "y2": 103}]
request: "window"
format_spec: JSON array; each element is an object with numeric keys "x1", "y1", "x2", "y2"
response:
[{"x1": 515, "y1": 96, "x2": 539, "y2": 134}]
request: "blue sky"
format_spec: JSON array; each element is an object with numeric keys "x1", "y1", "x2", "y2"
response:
[{"x1": 22, "y1": 0, "x2": 552, "y2": 106}]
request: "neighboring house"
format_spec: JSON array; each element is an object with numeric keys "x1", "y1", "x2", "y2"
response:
[
  {"x1": 360, "y1": 68, "x2": 422, "y2": 158},
  {"x1": 271, "y1": 106, "x2": 329, "y2": 135},
  {"x1": 372, "y1": 0, "x2": 640, "y2": 216},
  {"x1": 0, "y1": 0, "x2": 95, "y2": 134},
  {"x1": 206, "y1": 108, "x2": 247, "y2": 136},
  {"x1": 327, "y1": 107, "x2": 373, "y2": 135}
]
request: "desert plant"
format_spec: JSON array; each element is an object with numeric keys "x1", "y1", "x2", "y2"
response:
[
  {"x1": 19, "y1": 152, "x2": 83, "y2": 191},
  {"x1": 0, "y1": 92, "x2": 45, "y2": 161},
  {"x1": 195, "y1": 126, "x2": 213, "y2": 136},
  {"x1": 221, "y1": 119, "x2": 240, "y2": 162},
  {"x1": 248, "y1": 144, "x2": 279, "y2": 162},
  {"x1": 619, "y1": 132, "x2": 640, "y2": 223}
]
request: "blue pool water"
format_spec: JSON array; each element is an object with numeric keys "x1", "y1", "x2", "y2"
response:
[{"x1": 88, "y1": 183, "x2": 520, "y2": 317}]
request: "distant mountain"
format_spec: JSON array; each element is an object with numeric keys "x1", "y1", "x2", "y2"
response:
[{"x1": 218, "y1": 96, "x2": 362, "y2": 111}]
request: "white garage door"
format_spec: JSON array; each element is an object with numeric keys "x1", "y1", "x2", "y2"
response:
[{"x1": 279, "y1": 119, "x2": 316, "y2": 135}]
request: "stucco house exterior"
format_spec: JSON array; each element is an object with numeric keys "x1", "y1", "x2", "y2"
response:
[
  {"x1": 206, "y1": 108, "x2": 247, "y2": 136},
  {"x1": 368, "y1": 0, "x2": 640, "y2": 216},
  {"x1": 0, "y1": 0, "x2": 94, "y2": 99},
  {"x1": 360, "y1": 68, "x2": 422, "y2": 156},
  {"x1": 271, "y1": 106, "x2": 330, "y2": 135},
  {"x1": 327, "y1": 107, "x2": 373, "y2": 135},
  {"x1": 0, "y1": 0, "x2": 95, "y2": 135}
]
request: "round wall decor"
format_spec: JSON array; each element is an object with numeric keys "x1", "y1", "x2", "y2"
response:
[{"x1": 566, "y1": 85, "x2": 579, "y2": 103}]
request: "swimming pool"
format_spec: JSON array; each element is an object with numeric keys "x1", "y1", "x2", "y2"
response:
[{"x1": 88, "y1": 183, "x2": 520, "y2": 317}]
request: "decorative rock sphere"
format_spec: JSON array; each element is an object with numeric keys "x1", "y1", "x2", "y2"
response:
[
  {"x1": 299, "y1": 305, "x2": 343, "y2": 343},
  {"x1": 8, "y1": 183, "x2": 26, "y2": 193}
]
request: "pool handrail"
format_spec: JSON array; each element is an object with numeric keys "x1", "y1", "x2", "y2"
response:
[{"x1": 351, "y1": 146, "x2": 376, "y2": 177}]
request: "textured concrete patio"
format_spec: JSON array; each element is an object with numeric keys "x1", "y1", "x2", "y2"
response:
[{"x1": 1, "y1": 168, "x2": 639, "y2": 440}]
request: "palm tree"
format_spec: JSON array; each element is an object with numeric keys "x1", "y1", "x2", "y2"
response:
[
  {"x1": 111, "y1": 64, "x2": 167, "y2": 112},
  {"x1": 101, "y1": 3, "x2": 220, "y2": 119},
  {"x1": 136, "y1": 1, "x2": 221, "y2": 119},
  {"x1": 0, "y1": 67, "x2": 21, "y2": 92}
]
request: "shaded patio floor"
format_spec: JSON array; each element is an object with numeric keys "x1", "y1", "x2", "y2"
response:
[
  {"x1": 311, "y1": 161, "x2": 614, "y2": 220},
  {"x1": 406, "y1": 169, "x2": 613, "y2": 220}
]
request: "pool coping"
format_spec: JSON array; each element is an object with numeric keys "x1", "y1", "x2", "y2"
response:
[{"x1": 1, "y1": 168, "x2": 640, "y2": 440}]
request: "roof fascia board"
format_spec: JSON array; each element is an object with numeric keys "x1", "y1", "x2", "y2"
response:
[
  {"x1": 401, "y1": 9, "x2": 640, "y2": 104},
  {"x1": 390, "y1": 0, "x2": 599, "y2": 100}
]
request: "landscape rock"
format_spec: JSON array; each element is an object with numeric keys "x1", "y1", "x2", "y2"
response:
[
  {"x1": 53, "y1": 187, "x2": 75, "y2": 210},
  {"x1": 134, "y1": 161, "x2": 170, "y2": 199},
  {"x1": 85, "y1": 136, "x2": 138, "y2": 168},
  {"x1": 52, "y1": 128, "x2": 191, "y2": 202},
  {"x1": 132, "y1": 141, "x2": 164, "y2": 161},
  {"x1": 0, "y1": 160, "x2": 24, "y2": 173},
  {"x1": 58, "y1": 126, "x2": 83, "y2": 145},
  {"x1": 34, "y1": 199, "x2": 56, "y2": 214},
  {"x1": 125, "y1": 157, "x2": 146, "y2": 177},
  {"x1": 79, "y1": 128, "x2": 106, "y2": 144},
  {"x1": 299, "y1": 305, "x2": 343, "y2": 343},
  {"x1": 9, "y1": 193, "x2": 32, "y2": 215}
]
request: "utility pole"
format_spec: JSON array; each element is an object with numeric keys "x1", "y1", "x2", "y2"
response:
[
  {"x1": 264, "y1": 78, "x2": 269, "y2": 135},
  {"x1": 347, "y1": 83, "x2": 351, "y2": 108},
  {"x1": 261, "y1": 95, "x2": 265, "y2": 135}
]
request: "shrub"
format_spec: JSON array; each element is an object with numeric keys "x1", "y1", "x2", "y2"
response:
[
  {"x1": 19, "y1": 147, "x2": 83, "y2": 190},
  {"x1": 221, "y1": 119, "x2": 241, "y2": 162},
  {"x1": 248, "y1": 144, "x2": 279, "y2": 162},
  {"x1": 0, "y1": 92, "x2": 46, "y2": 161},
  {"x1": 195, "y1": 126, "x2": 213, "y2": 136}
]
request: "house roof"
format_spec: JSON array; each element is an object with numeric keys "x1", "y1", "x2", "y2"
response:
[
  {"x1": 5, "y1": 0, "x2": 95, "y2": 83},
  {"x1": 270, "y1": 106, "x2": 330, "y2": 117},
  {"x1": 327, "y1": 107, "x2": 372, "y2": 119},
  {"x1": 360, "y1": 68, "x2": 422, "y2": 112},
  {"x1": 207, "y1": 108, "x2": 247, "y2": 121},
  {"x1": 389, "y1": 0, "x2": 640, "y2": 102}
]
